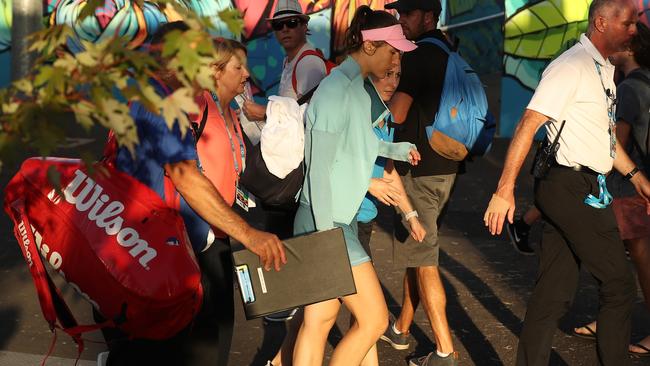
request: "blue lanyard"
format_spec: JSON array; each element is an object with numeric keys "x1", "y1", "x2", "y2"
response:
[
  {"x1": 594, "y1": 61, "x2": 618, "y2": 159},
  {"x1": 584, "y1": 174, "x2": 612, "y2": 209},
  {"x1": 210, "y1": 91, "x2": 246, "y2": 177},
  {"x1": 594, "y1": 62, "x2": 616, "y2": 122}
]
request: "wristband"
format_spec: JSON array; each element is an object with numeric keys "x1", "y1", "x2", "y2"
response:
[
  {"x1": 404, "y1": 210, "x2": 418, "y2": 221},
  {"x1": 625, "y1": 167, "x2": 640, "y2": 180}
]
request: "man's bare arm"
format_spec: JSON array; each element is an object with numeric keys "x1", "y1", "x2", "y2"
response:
[
  {"x1": 388, "y1": 92, "x2": 413, "y2": 124},
  {"x1": 484, "y1": 109, "x2": 549, "y2": 235},
  {"x1": 165, "y1": 160, "x2": 287, "y2": 271}
]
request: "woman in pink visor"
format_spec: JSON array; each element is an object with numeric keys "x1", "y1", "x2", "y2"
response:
[{"x1": 291, "y1": 5, "x2": 418, "y2": 366}]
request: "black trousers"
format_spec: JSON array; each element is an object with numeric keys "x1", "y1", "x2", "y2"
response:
[
  {"x1": 516, "y1": 167, "x2": 635, "y2": 366},
  {"x1": 99, "y1": 237, "x2": 234, "y2": 366}
]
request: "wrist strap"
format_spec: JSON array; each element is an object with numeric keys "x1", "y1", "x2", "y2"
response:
[{"x1": 625, "y1": 167, "x2": 640, "y2": 180}]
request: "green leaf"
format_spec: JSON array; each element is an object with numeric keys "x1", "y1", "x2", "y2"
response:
[
  {"x1": 46, "y1": 165, "x2": 62, "y2": 192},
  {"x1": 71, "y1": 101, "x2": 96, "y2": 130},
  {"x1": 13, "y1": 79, "x2": 34, "y2": 95},
  {"x1": 2, "y1": 101, "x2": 19, "y2": 114},
  {"x1": 34, "y1": 66, "x2": 54, "y2": 87},
  {"x1": 160, "y1": 87, "x2": 199, "y2": 137},
  {"x1": 218, "y1": 8, "x2": 244, "y2": 36}
]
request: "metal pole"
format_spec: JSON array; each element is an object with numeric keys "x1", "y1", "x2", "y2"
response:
[{"x1": 11, "y1": 0, "x2": 43, "y2": 81}]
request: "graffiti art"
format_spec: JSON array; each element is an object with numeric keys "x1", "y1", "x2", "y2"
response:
[{"x1": 500, "y1": 0, "x2": 650, "y2": 137}]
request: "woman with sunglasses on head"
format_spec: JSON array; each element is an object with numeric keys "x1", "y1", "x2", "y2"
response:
[{"x1": 292, "y1": 6, "x2": 419, "y2": 366}]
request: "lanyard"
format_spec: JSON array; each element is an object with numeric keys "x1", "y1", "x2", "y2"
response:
[
  {"x1": 594, "y1": 62, "x2": 617, "y2": 121},
  {"x1": 210, "y1": 91, "x2": 246, "y2": 177},
  {"x1": 584, "y1": 174, "x2": 613, "y2": 209},
  {"x1": 594, "y1": 61, "x2": 617, "y2": 158}
]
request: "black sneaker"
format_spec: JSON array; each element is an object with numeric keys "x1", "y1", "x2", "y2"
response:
[
  {"x1": 408, "y1": 352, "x2": 458, "y2": 366},
  {"x1": 505, "y1": 219, "x2": 534, "y2": 255},
  {"x1": 379, "y1": 321, "x2": 410, "y2": 350}
]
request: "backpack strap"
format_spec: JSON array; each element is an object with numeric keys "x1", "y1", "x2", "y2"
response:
[
  {"x1": 291, "y1": 49, "x2": 326, "y2": 94},
  {"x1": 417, "y1": 37, "x2": 452, "y2": 55},
  {"x1": 7, "y1": 200, "x2": 116, "y2": 357}
]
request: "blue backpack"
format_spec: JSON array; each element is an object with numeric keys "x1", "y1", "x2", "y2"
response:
[{"x1": 420, "y1": 37, "x2": 495, "y2": 161}]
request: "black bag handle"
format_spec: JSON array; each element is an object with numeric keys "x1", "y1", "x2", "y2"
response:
[{"x1": 191, "y1": 104, "x2": 209, "y2": 142}]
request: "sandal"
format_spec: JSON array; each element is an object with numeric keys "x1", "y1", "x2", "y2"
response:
[
  {"x1": 572, "y1": 324, "x2": 597, "y2": 341},
  {"x1": 629, "y1": 343, "x2": 650, "y2": 357}
]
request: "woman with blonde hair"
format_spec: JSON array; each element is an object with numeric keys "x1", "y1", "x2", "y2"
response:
[{"x1": 188, "y1": 37, "x2": 284, "y2": 366}]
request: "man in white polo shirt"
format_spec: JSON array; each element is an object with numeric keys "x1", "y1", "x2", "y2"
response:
[{"x1": 484, "y1": 0, "x2": 650, "y2": 365}]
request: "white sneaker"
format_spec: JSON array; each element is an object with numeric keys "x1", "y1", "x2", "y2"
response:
[{"x1": 97, "y1": 351, "x2": 109, "y2": 366}]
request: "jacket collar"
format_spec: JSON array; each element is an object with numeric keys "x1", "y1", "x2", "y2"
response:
[{"x1": 363, "y1": 79, "x2": 391, "y2": 127}]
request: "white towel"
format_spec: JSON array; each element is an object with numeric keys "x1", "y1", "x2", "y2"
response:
[{"x1": 261, "y1": 96, "x2": 306, "y2": 179}]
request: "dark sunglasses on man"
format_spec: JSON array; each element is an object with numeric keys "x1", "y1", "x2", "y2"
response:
[{"x1": 271, "y1": 18, "x2": 303, "y2": 31}]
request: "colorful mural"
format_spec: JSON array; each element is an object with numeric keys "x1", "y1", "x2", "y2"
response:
[
  {"x1": 0, "y1": 0, "x2": 11, "y2": 87},
  {"x1": 442, "y1": 0, "x2": 503, "y2": 75},
  {"x1": 500, "y1": 0, "x2": 650, "y2": 137},
  {"x1": 0, "y1": 0, "x2": 387, "y2": 96}
]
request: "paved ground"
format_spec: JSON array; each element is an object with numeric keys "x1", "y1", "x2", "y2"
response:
[{"x1": 1, "y1": 139, "x2": 649, "y2": 366}]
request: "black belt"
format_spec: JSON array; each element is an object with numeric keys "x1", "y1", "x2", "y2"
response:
[{"x1": 551, "y1": 160, "x2": 600, "y2": 176}]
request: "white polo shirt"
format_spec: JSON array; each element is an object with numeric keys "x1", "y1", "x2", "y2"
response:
[{"x1": 528, "y1": 33, "x2": 616, "y2": 174}]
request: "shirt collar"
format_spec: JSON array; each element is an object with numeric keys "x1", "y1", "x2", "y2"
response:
[{"x1": 580, "y1": 33, "x2": 611, "y2": 67}]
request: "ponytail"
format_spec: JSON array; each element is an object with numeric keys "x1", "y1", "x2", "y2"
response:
[{"x1": 344, "y1": 6, "x2": 398, "y2": 54}]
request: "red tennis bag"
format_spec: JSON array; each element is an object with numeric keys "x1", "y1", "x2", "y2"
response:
[{"x1": 3, "y1": 157, "x2": 203, "y2": 349}]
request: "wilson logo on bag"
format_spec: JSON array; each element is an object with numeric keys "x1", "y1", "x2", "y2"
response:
[
  {"x1": 421, "y1": 37, "x2": 496, "y2": 161},
  {"x1": 3, "y1": 157, "x2": 203, "y2": 353}
]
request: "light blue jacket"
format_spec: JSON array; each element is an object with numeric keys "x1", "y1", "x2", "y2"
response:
[{"x1": 300, "y1": 57, "x2": 416, "y2": 230}]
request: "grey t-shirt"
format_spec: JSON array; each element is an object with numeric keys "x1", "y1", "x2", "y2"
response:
[{"x1": 609, "y1": 67, "x2": 650, "y2": 197}]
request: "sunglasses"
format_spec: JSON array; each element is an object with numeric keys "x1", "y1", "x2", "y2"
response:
[{"x1": 271, "y1": 18, "x2": 302, "y2": 31}]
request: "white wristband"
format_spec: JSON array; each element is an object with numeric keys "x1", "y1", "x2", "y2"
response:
[{"x1": 404, "y1": 210, "x2": 418, "y2": 221}]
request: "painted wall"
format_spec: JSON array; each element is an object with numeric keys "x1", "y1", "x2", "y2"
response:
[
  {"x1": 0, "y1": 1, "x2": 505, "y2": 94},
  {"x1": 0, "y1": 0, "x2": 393, "y2": 96},
  {"x1": 500, "y1": 0, "x2": 650, "y2": 137},
  {"x1": 443, "y1": 0, "x2": 504, "y2": 76}
]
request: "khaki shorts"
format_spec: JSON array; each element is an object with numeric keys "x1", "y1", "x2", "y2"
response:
[{"x1": 393, "y1": 172, "x2": 456, "y2": 267}]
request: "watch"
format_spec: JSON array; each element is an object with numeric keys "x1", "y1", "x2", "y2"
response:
[{"x1": 625, "y1": 167, "x2": 640, "y2": 180}]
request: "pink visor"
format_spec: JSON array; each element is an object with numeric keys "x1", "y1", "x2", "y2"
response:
[{"x1": 361, "y1": 24, "x2": 417, "y2": 52}]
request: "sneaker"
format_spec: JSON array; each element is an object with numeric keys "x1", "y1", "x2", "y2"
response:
[
  {"x1": 505, "y1": 219, "x2": 534, "y2": 255},
  {"x1": 408, "y1": 352, "x2": 458, "y2": 366},
  {"x1": 97, "y1": 351, "x2": 109, "y2": 366},
  {"x1": 264, "y1": 308, "x2": 298, "y2": 322},
  {"x1": 380, "y1": 321, "x2": 410, "y2": 350}
]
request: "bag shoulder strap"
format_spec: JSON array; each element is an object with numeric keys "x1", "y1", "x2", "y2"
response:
[
  {"x1": 417, "y1": 37, "x2": 451, "y2": 55},
  {"x1": 191, "y1": 104, "x2": 209, "y2": 142},
  {"x1": 292, "y1": 49, "x2": 326, "y2": 93},
  {"x1": 7, "y1": 200, "x2": 105, "y2": 357}
]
